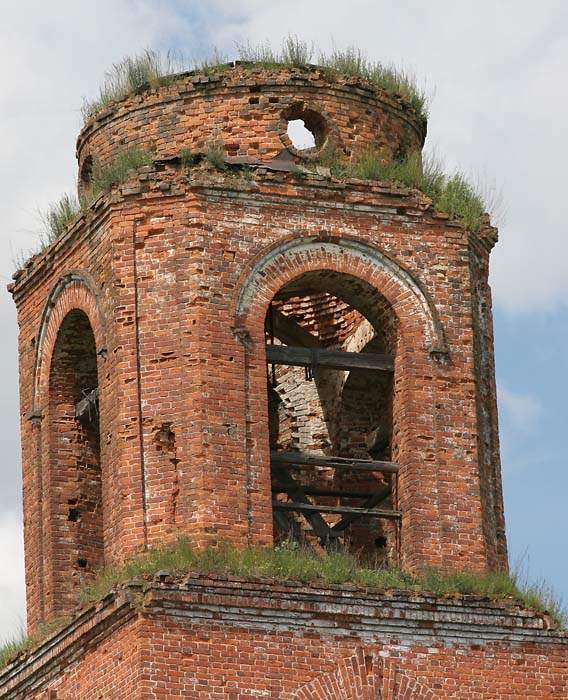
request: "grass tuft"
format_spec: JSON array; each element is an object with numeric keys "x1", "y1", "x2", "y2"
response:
[
  {"x1": 81, "y1": 49, "x2": 186, "y2": 121},
  {"x1": 323, "y1": 148, "x2": 488, "y2": 231},
  {"x1": 78, "y1": 538, "x2": 566, "y2": 628},
  {"x1": 81, "y1": 37, "x2": 427, "y2": 123},
  {"x1": 205, "y1": 141, "x2": 227, "y2": 170},
  {"x1": 39, "y1": 193, "x2": 81, "y2": 245},
  {"x1": 14, "y1": 147, "x2": 155, "y2": 270},
  {"x1": 179, "y1": 147, "x2": 199, "y2": 168},
  {"x1": 0, "y1": 617, "x2": 70, "y2": 672},
  {"x1": 87, "y1": 147, "x2": 154, "y2": 199}
]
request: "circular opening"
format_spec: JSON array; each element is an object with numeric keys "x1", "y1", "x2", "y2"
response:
[
  {"x1": 282, "y1": 105, "x2": 327, "y2": 156},
  {"x1": 287, "y1": 119, "x2": 316, "y2": 151}
]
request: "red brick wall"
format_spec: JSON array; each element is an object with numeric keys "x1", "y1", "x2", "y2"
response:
[
  {"x1": 11, "y1": 69, "x2": 505, "y2": 632},
  {"x1": 76, "y1": 65, "x2": 425, "y2": 198},
  {"x1": 3, "y1": 580, "x2": 566, "y2": 699}
]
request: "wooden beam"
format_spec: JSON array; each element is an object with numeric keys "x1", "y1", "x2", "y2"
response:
[
  {"x1": 75, "y1": 388, "x2": 99, "y2": 419},
  {"x1": 273, "y1": 501, "x2": 401, "y2": 520},
  {"x1": 271, "y1": 310, "x2": 321, "y2": 348},
  {"x1": 272, "y1": 467, "x2": 332, "y2": 544},
  {"x1": 331, "y1": 484, "x2": 392, "y2": 533},
  {"x1": 271, "y1": 451, "x2": 399, "y2": 474},
  {"x1": 266, "y1": 344, "x2": 393, "y2": 373},
  {"x1": 272, "y1": 485, "x2": 384, "y2": 499}
]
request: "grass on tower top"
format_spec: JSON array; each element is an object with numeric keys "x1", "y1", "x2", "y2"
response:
[
  {"x1": 0, "y1": 539, "x2": 564, "y2": 672},
  {"x1": 80, "y1": 37, "x2": 428, "y2": 123}
]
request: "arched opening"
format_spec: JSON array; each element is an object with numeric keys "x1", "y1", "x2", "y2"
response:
[
  {"x1": 48, "y1": 309, "x2": 103, "y2": 612},
  {"x1": 265, "y1": 270, "x2": 400, "y2": 563}
]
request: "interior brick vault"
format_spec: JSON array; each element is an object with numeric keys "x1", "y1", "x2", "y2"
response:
[{"x1": 3, "y1": 63, "x2": 567, "y2": 698}]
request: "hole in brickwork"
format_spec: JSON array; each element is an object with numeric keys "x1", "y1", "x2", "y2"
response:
[
  {"x1": 80, "y1": 155, "x2": 93, "y2": 188},
  {"x1": 287, "y1": 120, "x2": 316, "y2": 151},
  {"x1": 283, "y1": 104, "x2": 327, "y2": 154},
  {"x1": 48, "y1": 309, "x2": 103, "y2": 613},
  {"x1": 68, "y1": 508, "x2": 80, "y2": 522},
  {"x1": 266, "y1": 271, "x2": 399, "y2": 562}
]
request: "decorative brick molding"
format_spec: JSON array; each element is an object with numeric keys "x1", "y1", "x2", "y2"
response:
[{"x1": 1, "y1": 577, "x2": 566, "y2": 699}]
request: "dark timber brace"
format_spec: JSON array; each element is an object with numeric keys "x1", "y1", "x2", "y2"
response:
[{"x1": 75, "y1": 388, "x2": 99, "y2": 422}]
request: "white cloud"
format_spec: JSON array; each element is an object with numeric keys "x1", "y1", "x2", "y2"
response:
[
  {"x1": 498, "y1": 384, "x2": 543, "y2": 432},
  {"x1": 0, "y1": 513, "x2": 26, "y2": 643}
]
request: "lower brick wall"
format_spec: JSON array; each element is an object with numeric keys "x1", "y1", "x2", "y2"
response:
[{"x1": 2, "y1": 576, "x2": 567, "y2": 699}]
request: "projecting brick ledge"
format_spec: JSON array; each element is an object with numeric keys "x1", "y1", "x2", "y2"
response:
[{"x1": 1, "y1": 575, "x2": 566, "y2": 699}]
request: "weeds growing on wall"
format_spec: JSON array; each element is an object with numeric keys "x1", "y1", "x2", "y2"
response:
[
  {"x1": 87, "y1": 147, "x2": 154, "y2": 198},
  {"x1": 1, "y1": 539, "x2": 564, "y2": 672},
  {"x1": 79, "y1": 538, "x2": 567, "y2": 627},
  {"x1": 318, "y1": 148, "x2": 487, "y2": 231},
  {"x1": 80, "y1": 37, "x2": 428, "y2": 123}
]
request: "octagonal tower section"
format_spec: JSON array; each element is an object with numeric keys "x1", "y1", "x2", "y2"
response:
[{"x1": 10, "y1": 64, "x2": 506, "y2": 634}]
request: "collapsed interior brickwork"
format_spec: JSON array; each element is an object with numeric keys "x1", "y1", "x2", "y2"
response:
[
  {"x1": 5, "y1": 63, "x2": 563, "y2": 698},
  {"x1": 267, "y1": 273, "x2": 398, "y2": 560}
]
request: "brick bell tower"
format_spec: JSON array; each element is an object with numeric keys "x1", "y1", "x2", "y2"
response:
[{"x1": 4, "y1": 63, "x2": 565, "y2": 700}]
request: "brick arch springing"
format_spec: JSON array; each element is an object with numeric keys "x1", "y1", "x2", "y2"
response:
[
  {"x1": 234, "y1": 237, "x2": 447, "y2": 568},
  {"x1": 33, "y1": 272, "x2": 107, "y2": 414},
  {"x1": 283, "y1": 650, "x2": 382, "y2": 699}
]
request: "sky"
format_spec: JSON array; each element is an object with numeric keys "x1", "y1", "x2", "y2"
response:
[{"x1": 0, "y1": 0, "x2": 567, "y2": 639}]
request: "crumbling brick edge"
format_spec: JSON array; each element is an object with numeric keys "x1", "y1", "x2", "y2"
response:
[{"x1": 1, "y1": 575, "x2": 566, "y2": 698}]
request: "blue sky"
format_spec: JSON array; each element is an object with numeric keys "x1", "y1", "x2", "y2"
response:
[{"x1": 0, "y1": 0, "x2": 566, "y2": 638}]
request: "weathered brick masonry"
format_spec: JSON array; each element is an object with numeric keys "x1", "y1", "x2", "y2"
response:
[
  {"x1": 5, "y1": 64, "x2": 564, "y2": 697},
  {"x1": 1, "y1": 576, "x2": 567, "y2": 699}
]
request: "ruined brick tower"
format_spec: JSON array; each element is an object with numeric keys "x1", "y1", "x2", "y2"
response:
[{"x1": 3, "y1": 64, "x2": 567, "y2": 699}]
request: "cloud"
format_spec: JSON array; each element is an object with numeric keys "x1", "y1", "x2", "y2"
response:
[
  {"x1": 0, "y1": 513, "x2": 26, "y2": 643},
  {"x1": 498, "y1": 384, "x2": 543, "y2": 432}
]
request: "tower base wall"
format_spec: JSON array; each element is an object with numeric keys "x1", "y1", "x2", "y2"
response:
[{"x1": 1, "y1": 575, "x2": 566, "y2": 699}]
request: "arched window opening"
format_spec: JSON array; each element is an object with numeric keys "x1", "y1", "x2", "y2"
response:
[
  {"x1": 48, "y1": 309, "x2": 103, "y2": 612},
  {"x1": 265, "y1": 271, "x2": 400, "y2": 563}
]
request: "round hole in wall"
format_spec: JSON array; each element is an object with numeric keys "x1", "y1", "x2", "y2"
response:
[
  {"x1": 282, "y1": 104, "x2": 327, "y2": 156},
  {"x1": 287, "y1": 119, "x2": 316, "y2": 151}
]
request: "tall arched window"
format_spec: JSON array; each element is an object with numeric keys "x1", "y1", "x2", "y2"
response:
[
  {"x1": 265, "y1": 270, "x2": 400, "y2": 563},
  {"x1": 47, "y1": 309, "x2": 103, "y2": 613}
]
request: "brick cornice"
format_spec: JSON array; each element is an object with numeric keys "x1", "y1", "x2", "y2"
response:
[{"x1": 1, "y1": 576, "x2": 565, "y2": 699}]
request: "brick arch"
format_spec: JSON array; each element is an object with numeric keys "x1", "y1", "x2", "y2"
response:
[
  {"x1": 33, "y1": 272, "x2": 107, "y2": 412},
  {"x1": 283, "y1": 650, "x2": 382, "y2": 699},
  {"x1": 234, "y1": 236, "x2": 446, "y2": 354}
]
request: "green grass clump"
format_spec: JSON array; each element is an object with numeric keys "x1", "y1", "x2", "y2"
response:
[
  {"x1": 0, "y1": 617, "x2": 69, "y2": 671},
  {"x1": 81, "y1": 49, "x2": 186, "y2": 121},
  {"x1": 40, "y1": 193, "x2": 81, "y2": 245},
  {"x1": 205, "y1": 141, "x2": 227, "y2": 170},
  {"x1": 14, "y1": 147, "x2": 155, "y2": 269},
  {"x1": 81, "y1": 37, "x2": 427, "y2": 123},
  {"x1": 179, "y1": 147, "x2": 199, "y2": 168},
  {"x1": 88, "y1": 147, "x2": 154, "y2": 199},
  {"x1": 77, "y1": 538, "x2": 566, "y2": 628},
  {"x1": 329, "y1": 149, "x2": 486, "y2": 231},
  {"x1": 317, "y1": 46, "x2": 427, "y2": 118}
]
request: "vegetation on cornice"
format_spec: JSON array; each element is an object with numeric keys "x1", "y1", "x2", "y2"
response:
[
  {"x1": 80, "y1": 37, "x2": 428, "y2": 123},
  {"x1": 14, "y1": 147, "x2": 154, "y2": 269},
  {"x1": 310, "y1": 147, "x2": 489, "y2": 232},
  {"x1": 0, "y1": 539, "x2": 564, "y2": 672}
]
